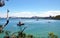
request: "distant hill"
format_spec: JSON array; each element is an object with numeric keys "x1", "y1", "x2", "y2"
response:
[
  {"x1": 55, "y1": 15, "x2": 60, "y2": 18},
  {"x1": 0, "y1": 15, "x2": 60, "y2": 20},
  {"x1": 52, "y1": 15, "x2": 60, "y2": 20}
]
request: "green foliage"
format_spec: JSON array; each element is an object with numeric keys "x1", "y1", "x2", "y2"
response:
[{"x1": 48, "y1": 32, "x2": 58, "y2": 38}]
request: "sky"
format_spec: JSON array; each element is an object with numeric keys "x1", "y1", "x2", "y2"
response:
[{"x1": 0, "y1": 0, "x2": 60, "y2": 17}]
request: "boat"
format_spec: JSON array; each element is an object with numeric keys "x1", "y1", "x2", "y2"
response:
[
  {"x1": 48, "y1": 21, "x2": 51, "y2": 23},
  {"x1": 17, "y1": 22, "x2": 24, "y2": 26}
]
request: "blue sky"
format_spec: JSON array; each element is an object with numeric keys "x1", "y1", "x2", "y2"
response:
[{"x1": 0, "y1": 0, "x2": 60, "y2": 17}]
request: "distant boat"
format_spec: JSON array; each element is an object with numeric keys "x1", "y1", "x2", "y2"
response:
[
  {"x1": 17, "y1": 21, "x2": 24, "y2": 26},
  {"x1": 48, "y1": 21, "x2": 51, "y2": 23},
  {"x1": 36, "y1": 18, "x2": 39, "y2": 21}
]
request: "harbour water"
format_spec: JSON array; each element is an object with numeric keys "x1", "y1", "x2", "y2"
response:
[{"x1": 0, "y1": 18, "x2": 60, "y2": 38}]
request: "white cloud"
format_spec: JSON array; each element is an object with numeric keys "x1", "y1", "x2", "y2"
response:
[
  {"x1": 0, "y1": 11, "x2": 60, "y2": 18},
  {"x1": 0, "y1": 13, "x2": 7, "y2": 18}
]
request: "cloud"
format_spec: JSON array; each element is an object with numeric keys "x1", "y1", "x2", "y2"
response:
[
  {"x1": 0, "y1": 11, "x2": 60, "y2": 18},
  {"x1": 0, "y1": 13, "x2": 7, "y2": 18}
]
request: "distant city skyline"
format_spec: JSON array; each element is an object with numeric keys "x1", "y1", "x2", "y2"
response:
[{"x1": 0, "y1": 0, "x2": 60, "y2": 17}]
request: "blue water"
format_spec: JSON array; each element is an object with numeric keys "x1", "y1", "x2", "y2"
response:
[{"x1": 0, "y1": 18, "x2": 60, "y2": 38}]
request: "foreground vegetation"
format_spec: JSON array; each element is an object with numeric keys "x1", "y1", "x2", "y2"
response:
[{"x1": 3, "y1": 31, "x2": 58, "y2": 38}]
